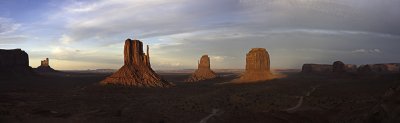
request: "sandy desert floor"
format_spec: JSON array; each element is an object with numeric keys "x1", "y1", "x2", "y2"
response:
[{"x1": 0, "y1": 71, "x2": 399, "y2": 123}]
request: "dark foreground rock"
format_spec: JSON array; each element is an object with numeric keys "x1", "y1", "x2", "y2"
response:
[
  {"x1": 34, "y1": 58, "x2": 57, "y2": 73},
  {"x1": 0, "y1": 49, "x2": 34, "y2": 78}
]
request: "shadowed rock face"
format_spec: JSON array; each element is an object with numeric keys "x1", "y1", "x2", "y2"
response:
[
  {"x1": 333, "y1": 61, "x2": 346, "y2": 73},
  {"x1": 101, "y1": 39, "x2": 172, "y2": 87},
  {"x1": 357, "y1": 63, "x2": 400, "y2": 74},
  {"x1": 367, "y1": 85, "x2": 400, "y2": 122},
  {"x1": 302, "y1": 64, "x2": 332, "y2": 73},
  {"x1": 238, "y1": 48, "x2": 273, "y2": 82},
  {"x1": 0, "y1": 49, "x2": 34, "y2": 77},
  {"x1": 345, "y1": 64, "x2": 358, "y2": 73},
  {"x1": 185, "y1": 55, "x2": 217, "y2": 82},
  {"x1": 35, "y1": 58, "x2": 57, "y2": 73},
  {"x1": 358, "y1": 65, "x2": 373, "y2": 73}
]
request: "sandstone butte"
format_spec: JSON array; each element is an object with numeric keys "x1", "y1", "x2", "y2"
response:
[
  {"x1": 0, "y1": 49, "x2": 34, "y2": 77},
  {"x1": 35, "y1": 58, "x2": 57, "y2": 73},
  {"x1": 185, "y1": 55, "x2": 217, "y2": 82},
  {"x1": 236, "y1": 48, "x2": 274, "y2": 82},
  {"x1": 100, "y1": 39, "x2": 173, "y2": 88}
]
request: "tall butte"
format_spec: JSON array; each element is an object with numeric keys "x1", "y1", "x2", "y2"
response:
[
  {"x1": 0, "y1": 49, "x2": 35, "y2": 77},
  {"x1": 101, "y1": 38, "x2": 172, "y2": 87},
  {"x1": 236, "y1": 48, "x2": 273, "y2": 82},
  {"x1": 185, "y1": 55, "x2": 217, "y2": 82}
]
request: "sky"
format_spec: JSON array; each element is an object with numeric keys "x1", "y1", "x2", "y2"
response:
[{"x1": 0, "y1": 0, "x2": 399, "y2": 70}]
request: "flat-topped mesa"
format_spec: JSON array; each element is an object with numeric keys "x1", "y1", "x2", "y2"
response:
[
  {"x1": 357, "y1": 63, "x2": 400, "y2": 74},
  {"x1": 245, "y1": 48, "x2": 271, "y2": 73},
  {"x1": 101, "y1": 38, "x2": 172, "y2": 88},
  {"x1": 302, "y1": 64, "x2": 332, "y2": 73},
  {"x1": 0, "y1": 49, "x2": 34, "y2": 77},
  {"x1": 302, "y1": 61, "x2": 357, "y2": 73},
  {"x1": 185, "y1": 55, "x2": 217, "y2": 82},
  {"x1": 237, "y1": 48, "x2": 273, "y2": 82}
]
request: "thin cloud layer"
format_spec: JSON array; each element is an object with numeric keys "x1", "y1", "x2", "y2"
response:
[{"x1": 0, "y1": 0, "x2": 399, "y2": 70}]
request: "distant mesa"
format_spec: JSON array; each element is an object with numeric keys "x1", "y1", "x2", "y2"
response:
[
  {"x1": 34, "y1": 58, "x2": 57, "y2": 73},
  {"x1": 185, "y1": 55, "x2": 217, "y2": 82},
  {"x1": 357, "y1": 65, "x2": 372, "y2": 73},
  {"x1": 100, "y1": 38, "x2": 173, "y2": 87},
  {"x1": 234, "y1": 48, "x2": 277, "y2": 82},
  {"x1": 332, "y1": 61, "x2": 346, "y2": 73},
  {"x1": 345, "y1": 64, "x2": 358, "y2": 73},
  {"x1": 301, "y1": 61, "x2": 400, "y2": 74},
  {"x1": 0, "y1": 49, "x2": 35, "y2": 78},
  {"x1": 357, "y1": 63, "x2": 400, "y2": 74},
  {"x1": 302, "y1": 61, "x2": 357, "y2": 74},
  {"x1": 302, "y1": 64, "x2": 332, "y2": 73}
]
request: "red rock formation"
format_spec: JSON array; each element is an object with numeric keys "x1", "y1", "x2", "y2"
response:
[
  {"x1": 345, "y1": 64, "x2": 357, "y2": 73},
  {"x1": 357, "y1": 63, "x2": 400, "y2": 74},
  {"x1": 358, "y1": 65, "x2": 373, "y2": 73},
  {"x1": 185, "y1": 55, "x2": 217, "y2": 82},
  {"x1": 35, "y1": 58, "x2": 57, "y2": 73},
  {"x1": 0, "y1": 49, "x2": 34, "y2": 77},
  {"x1": 237, "y1": 48, "x2": 273, "y2": 82},
  {"x1": 101, "y1": 39, "x2": 172, "y2": 87},
  {"x1": 332, "y1": 61, "x2": 346, "y2": 73}
]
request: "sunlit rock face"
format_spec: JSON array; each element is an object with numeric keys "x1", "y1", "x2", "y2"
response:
[
  {"x1": 237, "y1": 48, "x2": 273, "y2": 82},
  {"x1": 345, "y1": 64, "x2": 358, "y2": 73},
  {"x1": 35, "y1": 58, "x2": 57, "y2": 73},
  {"x1": 185, "y1": 55, "x2": 217, "y2": 82},
  {"x1": 0, "y1": 49, "x2": 34, "y2": 77},
  {"x1": 101, "y1": 39, "x2": 173, "y2": 88}
]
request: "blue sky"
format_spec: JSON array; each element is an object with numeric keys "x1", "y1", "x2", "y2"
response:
[{"x1": 1, "y1": 0, "x2": 399, "y2": 70}]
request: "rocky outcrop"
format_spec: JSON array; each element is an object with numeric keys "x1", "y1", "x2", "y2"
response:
[
  {"x1": 385, "y1": 63, "x2": 400, "y2": 72},
  {"x1": 332, "y1": 61, "x2": 346, "y2": 73},
  {"x1": 373, "y1": 63, "x2": 400, "y2": 73},
  {"x1": 302, "y1": 61, "x2": 357, "y2": 73},
  {"x1": 100, "y1": 39, "x2": 172, "y2": 88},
  {"x1": 0, "y1": 49, "x2": 34, "y2": 77},
  {"x1": 366, "y1": 85, "x2": 400, "y2": 123},
  {"x1": 185, "y1": 55, "x2": 217, "y2": 82},
  {"x1": 345, "y1": 64, "x2": 357, "y2": 73},
  {"x1": 237, "y1": 48, "x2": 273, "y2": 82},
  {"x1": 357, "y1": 63, "x2": 400, "y2": 74},
  {"x1": 301, "y1": 64, "x2": 332, "y2": 73},
  {"x1": 358, "y1": 65, "x2": 373, "y2": 73},
  {"x1": 34, "y1": 58, "x2": 57, "y2": 73}
]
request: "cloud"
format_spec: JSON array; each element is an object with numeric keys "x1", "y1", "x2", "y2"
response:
[
  {"x1": 240, "y1": 0, "x2": 400, "y2": 36},
  {"x1": 59, "y1": 34, "x2": 73, "y2": 45},
  {"x1": 0, "y1": 17, "x2": 20, "y2": 35},
  {"x1": 48, "y1": 0, "x2": 242, "y2": 45},
  {"x1": 0, "y1": 17, "x2": 26, "y2": 45},
  {"x1": 16, "y1": 0, "x2": 400, "y2": 69},
  {"x1": 352, "y1": 49, "x2": 382, "y2": 54},
  {"x1": 210, "y1": 56, "x2": 226, "y2": 62},
  {"x1": 0, "y1": 35, "x2": 28, "y2": 44}
]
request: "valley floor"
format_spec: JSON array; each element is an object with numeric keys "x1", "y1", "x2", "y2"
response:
[{"x1": 0, "y1": 72, "x2": 399, "y2": 123}]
